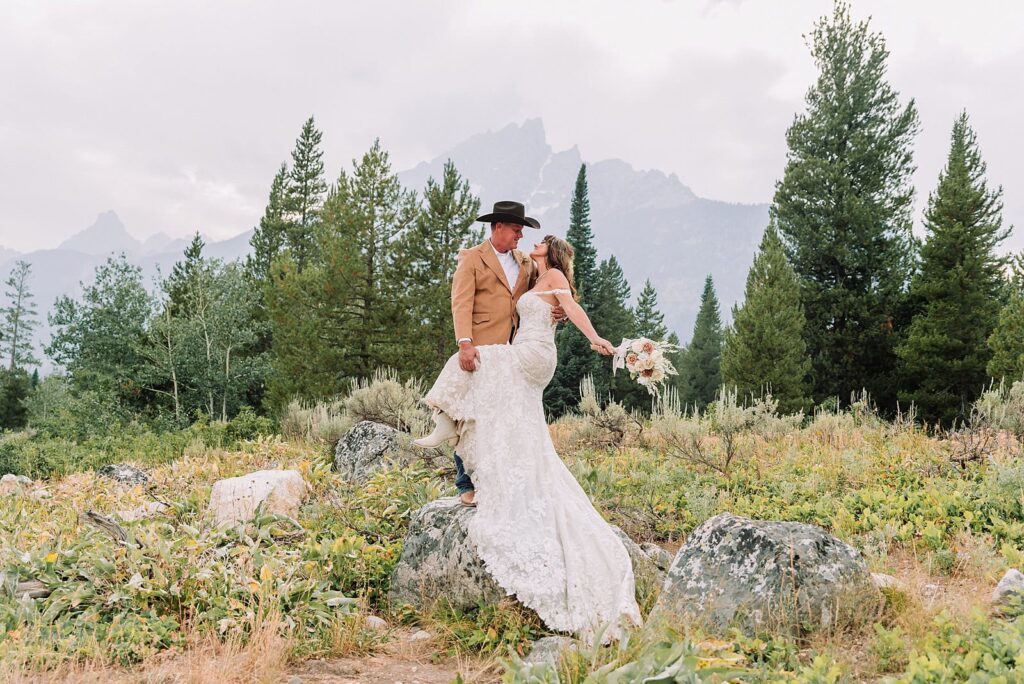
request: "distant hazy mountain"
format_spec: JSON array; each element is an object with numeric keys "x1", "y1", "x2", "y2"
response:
[
  {"x1": 399, "y1": 119, "x2": 769, "y2": 341},
  {"x1": 56, "y1": 210, "x2": 142, "y2": 255}
]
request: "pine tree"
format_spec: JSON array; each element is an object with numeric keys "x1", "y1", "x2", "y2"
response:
[
  {"x1": 246, "y1": 163, "x2": 289, "y2": 281},
  {"x1": 589, "y1": 256, "x2": 637, "y2": 406},
  {"x1": 283, "y1": 117, "x2": 327, "y2": 269},
  {"x1": 566, "y1": 165, "x2": 598, "y2": 302},
  {"x1": 546, "y1": 164, "x2": 602, "y2": 417},
  {"x1": 0, "y1": 368, "x2": 29, "y2": 429},
  {"x1": 165, "y1": 233, "x2": 205, "y2": 317},
  {"x1": 772, "y1": 1, "x2": 919, "y2": 409},
  {"x1": 402, "y1": 160, "x2": 480, "y2": 375},
  {"x1": 721, "y1": 225, "x2": 811, "y2": 413},
  {"x1": 634, "y1": 279, "x2": 669, "y2": 340},
  {"x1": 0, "y1": 260, "x2": 40, "y2": 371},
  {"x1": 895, "y1": 113, "x2": 1007, "y2": 425},
  {"x1": 680, "y1": 275, "x2": 723, "y2": 409},
  {"x1": 988, "y1": 294, "x2": 1024, "y2": 382},
  {"x1": 268, "y1": 140, "x2": 419, "y2": 404}
]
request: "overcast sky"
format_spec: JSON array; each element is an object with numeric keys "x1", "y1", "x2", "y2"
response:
[{"x1": 2, "y1": 0, "x2": 1022, "y2": 253}]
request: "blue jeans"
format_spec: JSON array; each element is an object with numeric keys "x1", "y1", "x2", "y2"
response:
[{"x1": 454, "y1": 452, "x2": 474, "y2": 493}]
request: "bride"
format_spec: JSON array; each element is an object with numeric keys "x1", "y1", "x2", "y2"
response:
[{"x1": 414, "y1": 234, "x2": 643, "y2": 644}]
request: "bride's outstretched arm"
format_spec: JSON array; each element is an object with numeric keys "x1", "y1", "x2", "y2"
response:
[{"x1": 554, "y1": 294, "x2": 615, "y2": 355}]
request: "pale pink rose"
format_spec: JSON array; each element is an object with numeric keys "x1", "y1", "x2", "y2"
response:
[
  {"x1": 630, "y1": 339, "x2": 645, "y2": 353},
  {"x1": 641, "y1": 340, "x2": 656, "y2": 354}
]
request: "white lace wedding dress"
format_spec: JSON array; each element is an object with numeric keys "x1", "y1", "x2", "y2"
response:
[{"x1": 424, "y1": 289, "x2": 643, "y2": 644}]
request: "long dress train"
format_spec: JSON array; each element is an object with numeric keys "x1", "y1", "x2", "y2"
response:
[{"x1": 423, "y1": 289, "x2": 642, "y2": 644}]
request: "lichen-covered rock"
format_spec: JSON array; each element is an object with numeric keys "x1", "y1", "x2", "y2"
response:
[
  {"x1": 992, "y1": 569, "x2": 1024, "y2": 607},
  {"x1": 650, "y1": 513, "x2": 881, "y2": 635},
  {"x1": 389, "y1": 497, "x2": 505, "y2": 610},
  {"x1": 333, "y1": 421, "x2": 411, "y2": 482},
  {"x1": 208, "y1": 469, "x2": 308, "y2": 525},
  {"x1": 96, "y1": 463, "x2": 150, "y2": 486}
]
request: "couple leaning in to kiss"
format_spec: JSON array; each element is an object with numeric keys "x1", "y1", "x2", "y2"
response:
[{"x1": 412, "y1": 200, "x2": 641, "y2": 644}]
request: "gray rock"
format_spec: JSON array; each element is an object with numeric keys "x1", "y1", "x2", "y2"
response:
[
  {"x1": 0, "y1": 474, "x2": 18, "y2": 484},
  {"x1": 524, "y1": 636, "x2": 577, "y2": 666},
  {"x1": 408, "y1": 629, "x2": 432, "y2": 642},
  {"x1": 96, "y1": 463, "x2": 150, "y2": 486},
  {"x1": 640, "y1": 542, "x2": 673, "y2": 573},
  {"x1": 992, "y1": 569, "x2": 1024, "y2": 606},
  {"x1": 650, "y1": 513, "x2": 881, "y2": 635},
  {"x1": 389, "y1": 497, "x2": 506, "y2": 610},
  {"x1": 611, "y1": 527, "x2": 666, "y2": 593},
  {"x1": 333, "y1": 421, "x2": 411, "y2": 482},
  {"x1": 364, "y1": 615, "x2": 388, "y2": 632}
]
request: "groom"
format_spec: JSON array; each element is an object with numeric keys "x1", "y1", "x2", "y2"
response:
[{"x1": 449, "y1": 200, "x2": 559, "y2": 506}]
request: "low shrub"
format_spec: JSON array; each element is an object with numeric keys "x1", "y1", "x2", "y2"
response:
[{"x1": 344, "y1": 368, "x2": 428, "y2": 435}]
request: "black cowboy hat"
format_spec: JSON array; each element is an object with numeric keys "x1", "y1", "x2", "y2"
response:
[{"x1": 475, "y1": 200, "x2": 540, "y2": 229}]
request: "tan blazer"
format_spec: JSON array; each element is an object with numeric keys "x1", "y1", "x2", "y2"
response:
[{"x1": 452, "y1": 240, "x2": 533, "y2": 346}]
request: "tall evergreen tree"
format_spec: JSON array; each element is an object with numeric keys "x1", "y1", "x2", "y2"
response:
[
  {"x1": 403, "y1": 160, "x2": 480, "y2": 375},
  {"x1": 772, "y1": 2, "x2": 919, "y2": 409},
  {"x1": 680, "y1": 275, "x2": 723, "y2": 409},
  {"x1": 565, "y1": 165, "x2": 598, "y2": 301},
  {"x1": 988, "y1": 294, "x2": 1024, "y2": 382},
  {"x1": 547, "y1": 164, "x2": 602, "y2": 417},
  {"x1": 267, "y1": 140, "x2": 419, "y2": 404},
  {"x1": 0, "y1": 260, "x2": 40, "y2": 371},
  {"x1": 634, "y1": 279, "x2": 669, "y2": 340},
  {"x1": 0, "y1": 368, "x2": 29, "y2": 429},
  {"x1": 165, "y1": 233, "x2": 205, "y2": 317},
  {"x1": 283, "y1": 117, "x2": 327, "y2": 269},
  {"x1": 246, "y1": 163, "x2": 290, "y2": 282},
  {"x1": 721, "y1": 225, "x2": 811, "y2": 413},
  {"x1": 896, "y1": 113, "x2": 1007, "y2": 425},
  {"x1": 589, "y1": 256, "x2": 638, "y2": 406}
]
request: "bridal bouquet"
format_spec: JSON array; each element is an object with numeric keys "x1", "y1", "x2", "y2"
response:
[{"x1": 610, "y1": 337, "x2": 680, "y2": 396}]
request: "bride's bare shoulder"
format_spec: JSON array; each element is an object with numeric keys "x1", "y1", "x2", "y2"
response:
[{"x1": 545, "y1": 269, "x2": 570, "y2": 288}]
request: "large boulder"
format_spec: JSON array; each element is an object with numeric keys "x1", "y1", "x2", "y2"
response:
[
  {"x1": 334, "y1": 421, "x2": 410, "y2": 483},
  {"x1": 389, "y1": 497, "x2": 506, "y2": 610},
  {"x1": 208, "y1": 469, "x2": 308, "y2": 525},
  {"x1": 650, "y1": 513, "x2": 881, "y2": 635},
  {"x1": 992, "y1": 569, "x2": 1024, "y2": 610},
  {"x1": 97, "y1": 463, "x2": 149, "y2": 486}
]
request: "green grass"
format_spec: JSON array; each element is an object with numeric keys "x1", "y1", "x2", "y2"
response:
[{"x1": 1, "y1": 411, "x2": 1023, "y2": 681}]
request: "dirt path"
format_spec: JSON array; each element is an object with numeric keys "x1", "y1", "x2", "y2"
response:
[{"x1": 286, "y1": 630, "x2": 501, "y2": 684}]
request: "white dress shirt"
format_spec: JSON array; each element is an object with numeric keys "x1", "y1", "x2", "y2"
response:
[{"x1": 490, "y1": 240, "x2": 520, "y2": 291}]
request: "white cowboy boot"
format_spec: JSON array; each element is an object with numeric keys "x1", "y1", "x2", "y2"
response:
[{"x1": 414, "y1": 410, "x2": 459, "y2": 448}]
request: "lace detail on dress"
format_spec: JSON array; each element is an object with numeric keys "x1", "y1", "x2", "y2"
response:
[{"x1": 422, "y1": 290, "x2": 642, "y2": 644}]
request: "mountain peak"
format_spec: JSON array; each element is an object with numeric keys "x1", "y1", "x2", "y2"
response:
[{"x1": 58, "y1": 211, "x2": 142, "y2": 256}]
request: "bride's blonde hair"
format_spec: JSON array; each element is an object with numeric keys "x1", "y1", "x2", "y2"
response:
[{"x1": 541, "y1": 234, "x2": 578, "y2": 299}]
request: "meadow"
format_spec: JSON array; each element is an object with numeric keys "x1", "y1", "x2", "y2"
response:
[{"x1": 2, "y1": 377, "x2": 1024, "y2": 682}]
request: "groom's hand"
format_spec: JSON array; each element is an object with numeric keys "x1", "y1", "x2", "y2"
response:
[
  {"x1": 458, "y1": 341, "x2": 480, "y2": 372},
  {"x1": 550, "y1": 305, "x2": 567, "y2": 324}
]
